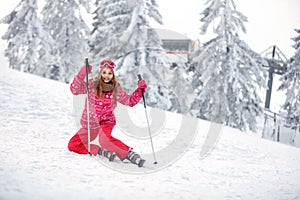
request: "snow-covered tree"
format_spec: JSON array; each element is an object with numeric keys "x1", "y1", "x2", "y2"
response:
[
  {"x1": 91, "y1": 0, "x2": 131, "y2": 62},
  {"x1": 190, "y1": 0, "x2": 266, "y2": 131},
  {"x1": 91, "y1": 0, "x2": 163, "y2": 62},
  {"x1": 279, "y1": 28, "x2": 300, "y2": 125},
  {"x1": 92, "y1": 0, "x2": 180, "y2": 111},
  {"x1": 42, "y1": 0, "x2": 91, "y2": 83},
  {"x1": 173, "y1": 66, "x2": 194, "y2": 113},
  {"x1": 1, "y1": 0, "x2": 57, "y2": 77}
]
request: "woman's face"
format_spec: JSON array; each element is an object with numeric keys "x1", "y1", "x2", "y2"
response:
[{"x1": 100, "y1": 68, "x2": 113, "y2": 83}]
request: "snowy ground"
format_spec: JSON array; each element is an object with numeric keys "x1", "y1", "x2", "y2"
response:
[{"x1": 1, "y1": 66, "x2": 300, "y2": 200}]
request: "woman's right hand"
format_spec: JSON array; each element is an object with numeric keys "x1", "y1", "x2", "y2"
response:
[
  {"x1": 138, "y1": 79, "x2": 147, "y2": 91},
  {"x1": 78, "y1": 65, "x2": 93, "y2": 79}
]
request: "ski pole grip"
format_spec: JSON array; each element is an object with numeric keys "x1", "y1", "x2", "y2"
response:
[
  {"x1": 85, "y1": 58, "x2": 90, "y2": 95},
  {"x1": 137, "y1": 74, "x2": 142, "y2": 81},
  {"x1": 85, "y1": 57, "x2": 89, "y2": 73},
  {"x1": 137, "y1": 74, "x2": 146, "y2": 107},
  {"x1": 137, "y1": 74, "x2": 144, "y2": 93}
]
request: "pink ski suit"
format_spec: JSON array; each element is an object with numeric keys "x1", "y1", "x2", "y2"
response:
[{"x1": 68, "y1": 71, "x2": 144, "y2": 160}]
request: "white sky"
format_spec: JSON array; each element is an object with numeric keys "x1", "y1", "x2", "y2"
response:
[{"x1": 0, "y1": 0, "x2": 299, "y2": 57}]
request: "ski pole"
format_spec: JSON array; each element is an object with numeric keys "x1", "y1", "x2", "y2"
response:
[
  {"x1": 85, "y1": 58, "x2": 91, "y2": 155},
  {"x1": 137, "y1": 74, "x2": 157, "y2": 164}
]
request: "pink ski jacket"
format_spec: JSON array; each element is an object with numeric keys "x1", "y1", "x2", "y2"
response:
[{"x1": 70, "y1": 75, "x2": 143, "y2": 128}]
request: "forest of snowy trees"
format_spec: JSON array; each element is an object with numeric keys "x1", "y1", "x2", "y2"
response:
[{"x1": 1, "y1": 0, "x2": 299, "y2": 132}]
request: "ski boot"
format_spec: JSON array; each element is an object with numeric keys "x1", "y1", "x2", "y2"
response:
[
  {"x1": 126, "y1": 151, "x2": 146, "y2": 167},
  {"x1": 98, "y1": 147, "x2": 116, "y2": 162}
]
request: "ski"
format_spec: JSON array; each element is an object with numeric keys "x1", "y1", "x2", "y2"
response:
[{"x1": 119, "y1": 159, "x2": 146, "y2": 167}]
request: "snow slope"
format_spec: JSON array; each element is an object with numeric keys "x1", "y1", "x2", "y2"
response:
[{"x1": 1, "y1": 67, "x2": 300, "y2": 200}]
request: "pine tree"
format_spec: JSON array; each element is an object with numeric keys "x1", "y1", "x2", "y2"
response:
[
  {"x1": 190, "y1": 0, "x2": 266, "y2": 131},
  {"x1": 167, "y1": 62, "x2": 194, "y2": 113},
  {"x1": 1, "y1": 0, "x2": 56, "y2": 77},
  {"x1": 91, "y1": 0, "x2": 131, "y2": 63},
  {"x1": 41, "y1": 0, "x2": 91, "y2": 83},
  {"x1": 279, "y1": 28, "x2": 300, "y2": 125},
  {"x1": 91, "y1": 0, "x2": 163, "y2": 60}
]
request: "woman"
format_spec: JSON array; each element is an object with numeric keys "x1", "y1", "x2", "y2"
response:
[{"x1": 68, "y1": 60, "x2": 147, "y2": 167}]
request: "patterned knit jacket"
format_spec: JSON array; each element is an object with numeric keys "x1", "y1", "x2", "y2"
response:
[{"x1": 70, "y1": 75, "x2": 143, "y2": 128}]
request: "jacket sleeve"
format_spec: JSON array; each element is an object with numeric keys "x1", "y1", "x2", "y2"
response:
[
  {"x1": 70, "y1": 75, "x2": 93, "y2": 95},
  {"x1": 117, "y1": 86, "x2": 143, "y2": 107}
]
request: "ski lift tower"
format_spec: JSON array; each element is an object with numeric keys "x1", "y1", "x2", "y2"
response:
[{"x1": 261, "y1": 45, "x2": 288, "y2": 109}]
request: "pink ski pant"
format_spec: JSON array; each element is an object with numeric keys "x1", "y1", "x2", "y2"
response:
[{"x1": 68, "y1": 125, "x2": 131, "y2": 160}]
